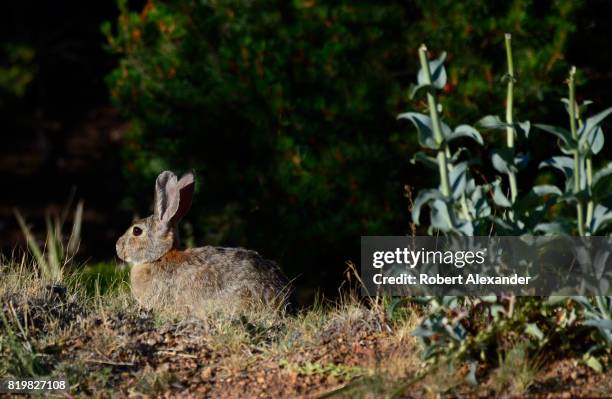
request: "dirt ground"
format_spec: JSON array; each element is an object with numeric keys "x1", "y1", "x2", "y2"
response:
[
  {"x1": 0, "y1": 274, "x2": 610, "y2": 398},
  {"x1": 30, "y1": 305, "x2": 612, "y2": 398}
]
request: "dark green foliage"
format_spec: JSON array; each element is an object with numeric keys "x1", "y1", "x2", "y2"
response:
[
  {"x1": 0, "y1": 43, "x2": 35, "y2": 99},
  {"x1": 104, "y1": 0, "x2": 581, "y2": 281}
]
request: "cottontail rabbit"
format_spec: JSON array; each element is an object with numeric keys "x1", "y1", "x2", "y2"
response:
[{"x1": 116, "y1": 171, "x2": 291, "y2": 313}]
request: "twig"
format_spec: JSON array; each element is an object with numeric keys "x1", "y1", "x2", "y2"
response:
[
  {"x1": 156, "y1": 350, "x2": 198, "y2": 359},
  {"x1": 85, "y1": 359, "x2": 135, "y2": 367}
]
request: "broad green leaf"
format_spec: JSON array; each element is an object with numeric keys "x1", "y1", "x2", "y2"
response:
[
  {"x1": 491, "y1": 215, "x2": 519, "y2": 233},
  {"x1": 408, "y1": 83, "x2": 434, "y2": 99},
  {"x1": 546, "y1": 296, "x2": 570, "y2": 305},
  {"x1": 593, "y1": 249, "x2": 610, "y2": 279},
  {"x1": 539, "y1": 156, "x2": 574, "y2": 179},
  {"x1": 532, "y1": 185, "x2": 562, "y2": 197},
  {"x1": 480, "y1": 295, "x2": 497, "y2": 303},
  {"x1": 430, "y1": 199, "x2": 453, "y2": 231},
  {"x1": 466, "y1": 362, "x2": 478, "y2": 386},
  {"x1": 570, "y1": 296, "x2": 593, "y2": 309},
  {"x1": 525, "y1": 323, "x2": 544, "y2": 340},
  {"x1": 561, "y1": 98, "x2": 577, "y2": 116},
  {"x1": 592, "y1": 162, "x2": 612, "y2": 200},
  {"x1": 446, "y1": 125, "x2": 484, "y2": 145},
  {"x1": 584, "y1": 355, "x2": 603, "y2": 373},
  {"x1": 492, "y1": 180, "x2": 511, "y2": 207},
  {"x1": 580, "y1": 106, "x2": 612, "y2": 140},
  {"x1": 534, "y1": 222, "x2": 569, "y2": 235},
  {"x1": 456, "y1": 220, "x2": 474, "y2": 236},
  {"x1": 580, "y1": 126, "x2": 604, "y2": 155},
  {"x1": 491, "y1": 148, "x2": 516, "y2": 175},
  {"x1": 450, "y1": 147, "x2": 469, "y2": 163},
  {"x1": 516, "y1": 120, "x2": 531, "y2": 140},
  {"x1": 514, "y1": 152, "x2": 530, "y2": 170},
  {"x1": 464, "y1": 177, "x2": 476, "y2": 194},
  {"x1": 441, "y1": 296, "x2": 460, "y2": 307},
  {"x1": 534, "y1": 124, "x2": 574, "y2": 147},
  {"x1": 561, "y1": 98, "x2": 593, "y2": 116},
  {"x1": 551, "y1": 156, "x2": 588, "y2": 192},
  {"x1": 411, "y1": 151, "x2": 438, "y2": 169},
  {"x1": 476, "y1": 115, "x2": 505, "y2": 131},
  {"x1": 398, "y1": 112, "x2": 439, "y2": 149},
  {"x1": 417, "y1": 52, "x2": 447, "y2": 89},
  {"x1": 412, "y1": 189, "x2": 444, "y2": 225},
  {"x1": 470, "y1": 185, "x2": 491, "y2": 219},
  {"x1": 475, "y1": 116, "x2": 529, "y2": 140},
  {"x1": 593, "y1": 162, "x2": 612, "y2": 185},
  {"x1": 583, "y1": 319, "x2": 612, "y2": 331},
  {"x1": 490, "y1": 304, "x2": 505, "y2": 320},
  {"x1": 449, "y1": 162, "x2": 468, "y2": 200},
  {"x1": 589, "y1": 204, "x2": 612, "y2": 234}
]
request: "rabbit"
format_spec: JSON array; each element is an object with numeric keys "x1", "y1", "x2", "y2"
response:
[{"x1": 116, "y1": 170, "x2": 292, "y2": 314}]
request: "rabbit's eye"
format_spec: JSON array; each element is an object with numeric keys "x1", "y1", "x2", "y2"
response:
[{"x1": 132, "y1": 226, "x2": 143, "y2": 236}]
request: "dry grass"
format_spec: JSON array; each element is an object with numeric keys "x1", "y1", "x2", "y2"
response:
[
  {"x1": 2, "y1": 254, "x2": 609, "y2": 398},
  {"x1": 0, "y1": 253, "x2": 427, "y2": 397},
  {"x1": 488, "y1": 341, "x2": 546, "y2": 397}
]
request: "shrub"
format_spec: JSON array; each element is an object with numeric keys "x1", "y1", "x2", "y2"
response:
[
  {"x1": 104, "y1": 0, "x2": 581, "y2": 281},
  {"x1": 400, "y1": 34, "x2": 611, "y2": 382}
]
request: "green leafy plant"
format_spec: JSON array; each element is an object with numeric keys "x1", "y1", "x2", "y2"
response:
[
  {"x1": 401, "y1": 44, "x2": 484, "y2": 236},
  {"x1": 0, "y1": 43, "x2": 35, "y2": 98},
  {"x1": 535, "y1": 73, "x2": 612, "y2": 236},
  {"x1": 571, "y1": 295, "x2": 612, "y2": 371},
  {"x1": 0, "y1": 311, "x2": 47, "y2": 377},
  {"x1": 14, "y1": 200, "x2": 83, "y2": 283},
  {"x1": 399, "y1": 34, "x2": 612, "y2": 384}
]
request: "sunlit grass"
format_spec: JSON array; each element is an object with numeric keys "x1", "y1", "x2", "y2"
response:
[
  {"x1": 14, "y1": 199, "x2": 83, "y2": 283},
  {"x1": 0, "y1": 249, "x2": 426, "y2": 397},
  {"x1": 4, "y1": 208, "x2": 602, "y2": 397}
]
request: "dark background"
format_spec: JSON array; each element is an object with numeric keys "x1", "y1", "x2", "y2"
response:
[
  {"x1": 1, "y1": 1, "x2": 126, "y2": 257},
  {"x1": 2, "y1": 1, "x2": 611, "y2": 301}
]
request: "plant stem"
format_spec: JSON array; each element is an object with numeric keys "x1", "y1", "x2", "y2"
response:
[
  {"x1": 568, "y1": 67, "x2": 585, "y2": 236},
  {"x1": 418, "y1": 44, "x2": 451, "y2": 198},
  {"x1": 586, "y1": 156, "x2": 593, "y2": 232},
  {"x1": 577, "y1": 115, "x2": 595, "y2": 233},
  {"x1": 504, "y1": 33, "x2": 518, "y2": 204}
]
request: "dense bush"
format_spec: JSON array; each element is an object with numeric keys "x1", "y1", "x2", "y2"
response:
[
  {"x1": 0, "y1": 44, "x2": 34, "y2": 99},
  {"x1": 104, "y1": 0, "x2": 582, "y2": 286}
]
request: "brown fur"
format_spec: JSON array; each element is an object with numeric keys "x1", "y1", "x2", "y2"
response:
[
  {"x1": 116, "y1": 171, "x2": 292, "y2": 315},
  {"x1": 159, "y1": 249, "x2": 191, "y2": 266}
]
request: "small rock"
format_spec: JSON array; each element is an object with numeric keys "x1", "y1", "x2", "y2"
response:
[{"x1": 200, "y1": 367, "x2": 213, "y2": 379}]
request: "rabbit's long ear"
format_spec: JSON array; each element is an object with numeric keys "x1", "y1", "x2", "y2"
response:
[
  {"x1": 172, "y1": 172, "x2": 195, "y2": 224},
  {"x1": 154, "y1": 170, "x2": 195, "y2": 227},
  {"x1": 154, "y1": 171, "x2": 178, "y2": 225}
]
